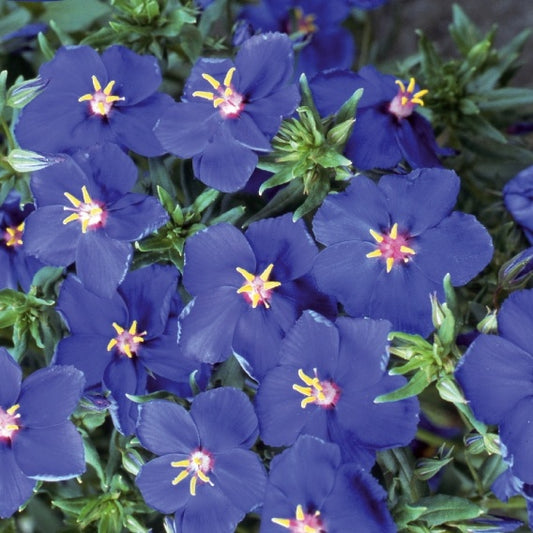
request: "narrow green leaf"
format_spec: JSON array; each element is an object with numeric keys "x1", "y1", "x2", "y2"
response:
[
  {"x1": 374, "y1": 370, "x2": 430, "y2": 403},
  {"x1": 416, "y1": 495, "x2": 482, "y2": 526}
]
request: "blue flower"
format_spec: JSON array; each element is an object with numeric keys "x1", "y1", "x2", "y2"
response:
[
  {"x1": 23, "y1": 144, "x2": 168, "y2": 297},
  {"x1": 260, "y1": 435, "x2": 396, "y2": 532},
  {"x1": 179, "y1": 214, "x2": 335, "y2": 380},
  {"x1": 0, "y1": 348, "x2": 85, "y2": 519},
  {"x1": 135, "y1": 388, "x2": 267, "y2": 533},
  {"x1": 348, "y1": 0, "x2": 388, "y2": 9},
  {"x1": 237, "y1": 0, "x2": 355, "y2": 76},
  {"x1": 155, "y1": 33, "x2": 299, "y2": 192},
  {"x1": 14, "y1": 45, "x2": 173, "y2": 157},
  {"x1": 53, "y1": 264, "x2": 198, "y2": 435},
  {"x1": 256, "y1": 311, "x2": 419, "y2": 467},
  {"x1": 456, "y1": 289, "x2": 533, "y2": 485},
  {"x1": 0, "y1": 190, "x2": 44, "y2": 291},
  {"x1": 312, "y1": 168, "x2": 493, "y2": 336},
  {"x1": 310, "y1": 67, "x2": 449, "y2": 171},
  {"x1": 504, "y1": 165, "x2": 533, "y2": 244}
]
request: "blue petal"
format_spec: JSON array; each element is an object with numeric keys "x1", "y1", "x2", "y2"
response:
[
  {"x1": 226, "y1": 112, "x2": 271, "y2": 151},
  {"x1": 105, "y1": 193, "x2": 168, "y2": 241},
  {"x1": 379, "y1": 169, "x2": 460, "y2": 235},
  {"x1": 497, "y1": 289, "x2": 533, "y2": 354},
  {"x1": 110, "y1": 93, "x2": 175, "y2": 157},
  {"x1": 396, "y1": 113, "x2": 442, "y2": 168},
  {"x1": 178, "y1": 291, "x2": 246, "y2": 363},
  {"x1": 0, "y1": 444, "x2": 35, "y2": 519},
  {"x1": 137, "y1": 400, "x2": 199, "y2": 455},
  {"x1": 312, "y1": 176, "x2": 389, "y2": 246},
  {"x1": 13, "y1": 423, "x2": 85, "y2": 480},
  {"x1": 0, "y1": 348, "x2": 21, "y2": 408},
  {"x1": 195, "y1": 127, "x2": 258, "y2": 192},
  {"x1": 23, "y1": 206, "x2": 80, "y2": 266},
  {"x1": 155, "y1": 102, "x2": 219, "y2": 158},
  {"x1": 18, "y1": 365, "x2": 85, "y2": 427},
  {"x1": 414, "y1": 212, "x2": 493, "y2": 285},
  {"x1": 75, "y1": 231, "x2": 132, "y2": 298},
  {"x1": 456, "y1": 334, "x2": 533, "y2": 425},
  {"x1": 212, "y1": 449, "x2": 266, "y2": 512},
  {"x1": 183, "y1": 58, "x2": 236, "y2": 101},
  {"x1": 500, "y1": 396, "x2": 533, "y2": 484},
  {"x1": 245, "y1": 214, "x2": 318, "y2": 280},
  {"x1": 101, "y1": 45, "x2": 162, "y2": 105},
  {"x1": 136, "y1": 453, "x2": 192, "y2": 514},
  {"x1": 183, "y1": 223, "x2": 255, "y2": 295},
  {"x1": 236, "y1": 33, "x2": 294, "y2": 100},
  {"x1": 54, "y1": 335, "x2": 112, "y2": 388},
  {"x1": 190, "y1": 388, "x2": 258, "y2": 451},
  {"x1": 56, "y1": 275, "x2": 128, "y2": 336},
  {"x1": 310, "y1": 69, "x2": 361, "y2": 117}
]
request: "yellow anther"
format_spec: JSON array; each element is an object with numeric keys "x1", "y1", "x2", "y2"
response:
[
  {"x1": 171, "y1": 469, "x2": 189, "y2": 486},
  {"x1": 369, "y1": 228, "x2": 384, "y2": 243},
  {"x1": 78, "y1": 94, "x2": 93, "y2": 102},
  {"x1": 400, "y1": 245, "x2": 416, "y2": 255},
  {"x1": 123, "y1": 345, "x2": 133, "y2": 358},
  {"x1": 112, "y1": 323, "x2": 125, "y2": 335},
  {"x1": 105, "y1": 95, "x2": 124, "y2": 104},
  {"x1": 251, "y1": 292, "x2": 261, "y2": 309},
  {"x1": 64, "y1": 192, "x2": 82, "y2": 208},
  {"x1": 201, "y1": 73, "x2": 221, "y2": 90},
  {"x1": 106, "y1": 338, "x2": 117, "y2": 351},
  {"x1": 81, "y1": 185, "x2": 91, "y2": 204},
  {"x1": 6, "y1": 404, "x2": 20, "y2": 416},
  {"x1": 6, "y1": 424, "x2": 19, "y2": 431},
  {"x1": 236, "y1": 267, "x2": 255, "y2": 282},
  {"x1": 213, "y1": 97, "x2": 224, "y2": 107},
  {"x1": 271, "y1": 518, "x2": 291, "y2": 528},
  {"x1": 97, "y1": 102, "x2": 106, "y2": 115},
  {"x1": 260, "y1": 263, "x2": 275, "y2": 282},
  {"x1": 223, "y1": 67, "x2": 236, "y2": 87},
  {"x1": 192, "y1": 90, "x2": 215, "y2": 101},
  {"x1": 62, "y1": 213, "x2": 80, "y2": 225},
  {"x1": 401, "y1": 95, "x2": 409, "y2": 106},
  {"x1": 128, "y1": 320, "x2": 138, "y2": 334},
  {"x1": 103, "y1": 80, "x2": 115, "y2": 95},
  {"x1": 5, "y1": 223, "x2": 24, "y2": 247},
  {"x1": 224, "y1": 87, "x2": 233, "y2": 97},
  {"x1": 91, "y1": 75, "x2": 102, "y2": 92},
  {"x1": 298, "y1": 368, "x2": 319, "y2": 387},
  {"x1": 292, "y1": 384, "x2": 313, "y2": 396},
  {"x1": 300, "y1": 396, "x2": 317, "y2": 408},
  {"x1": 395, "y1": 79, "x2": 406, "y2": 93},
  {"x1": 389, "y1": 223, "x2": 398, "y2": 239},
  {"x1": 386, "y1": 257, "x2": 394, "y2": 273},
  {"x1": 197, "y1": 471, "x2": 210, "y2": 484},
  {"x1": 296, "y1": 505, "x2": 305, "y2": 521},
  {"x1": 171, "y1": 460, "x2": 190, "y2": 468},
  {"x1": 366, "y1": 249, "x2": 382, "y2": 258},
  {"x1": 407, "y1": 77, "x2": 416, "y2": 93},
  {"x1": 190, "y1": 476, "x2": 198, "y2": 496}
]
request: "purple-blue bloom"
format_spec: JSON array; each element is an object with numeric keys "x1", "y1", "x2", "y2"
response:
[
  {"x1": 155, "y1": 32, "x2": 299, "y2": 192},
  {"x1": 312, "y1": 168, "x2": 493, "y2": 336},
  {"x1": 503, "y1": 165, "x2": 533, "y2": 244},
  {"x1": 0, "y1": 190, "x2": 44, "y2": 291},
  {"x1": 179, "y1": 214, "x2": 335, "y2": 380},
  {"x1": 260, "y1": 435, "x2": 396, "y2": 532},
  {"x1": 14, "y1": 45, "x2": 173, "y2": 157},
  {"x1": 456, "y1": 289, "x2": 533, "y2": 485},
  {"x1": 256, "y1": 311, "x2": 419, "y2": 467},
  {"x1": 310, "y1": 67, "x2": 448, "y2": 171},
  {"x1": 135, "y1": 387, "x2": 267, "y2": 533},
  {"x1": 23, "y1": 144, "x2": 168, "y2": 297},
  {"x1": 0, "y1": 348, "x2": 85, "y2": 519},
  {"x1": 53, "y1": 264, "x2": 197, "y2": 435},
  {"x1": 237, "y1": 0, "x2": 355, "y2": 76}
]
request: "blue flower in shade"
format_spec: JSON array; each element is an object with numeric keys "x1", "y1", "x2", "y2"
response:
[
  {"x1": 310, "y1": 67, "x2": 449, "y2": 171},
  {"x1": 155, "y1": 33, "x2": 299, "y2": 192},
  {"x1": 312, "y1": 168, "x2": 493, "y2": 336},
  {"x1": 260, "y1": 435, "x2": 396, "y2": 533},
  {"x1": 23, "y1": 144, "x2": 168, "y2": 297},
  {"x1": 53, "y1": 264, "x2": 199, "y2": 435},
  {"x1": 237, "y1": 0, "x2": 355, "y2": 76},
  {"x1": 348, "y1": 0, "x2": 388, "y2": 9},
  {"x1": 0, "y1": 348, "x2": 85, "y2": 519},
  {"x1": 135, "y1": 388, "x2": 267, "y2": 533},
  {"x1": 14, "y1": 45, "x2": 173, "y2": 157},
  {"x1": 256, "y1": 311, "x2": 419, "y2": 467},
  {"x1": 0, "y1": 190, "x2": 44, "y2": 291},
  {"x1": 504, "y1": 165, "x2": 533, "y2": 244},
  {"x1": 456, "y1": 289, "x2": 533, "y2": 485},
  {"x1": 178, "y1": 214, "x2": 336, "y2": 380}
]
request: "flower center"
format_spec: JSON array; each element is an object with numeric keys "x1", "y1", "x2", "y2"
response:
[
  {"x1": 170, "y1": 448, "x2": 215, "y2": 496},
  {"x1": 62, "y1": 185, "x2": 107, "y2": 233},
  {"x1": 272, "y1": 505, "x2": 326, "y2": 532},
  {"x1": 3, "y1": 222, "x2": 24, "y2": 247},
  {"x1": 236, "y1": 263, "x2": 281, "y2": 309},
  {"x1": 366, "y1": 223, "x2": 416, "y2": 273},
  {"x1": 192, "y1": 67, "x2": 245, "y2": 119},
  {"x1": 388, "y1": 77, "x2": 428, "y2": 119},
  {"x1": 0, "y1": 404, "x2": 21, "y2": 442},
  {"x1": 78, "y1": 75, "x2": 125, "y2": 117},
  {"x1": 293, "y1": 368, "x2": 341, "y2": 409},
  {"x1": 293, "y1": 7, "x2": 318, "y2": 36},
  {"x1": 106, "y1": 320, "x2": 147, "y2": 358}
]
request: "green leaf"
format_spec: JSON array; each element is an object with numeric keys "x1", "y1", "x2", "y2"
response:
[
  {"x1": 335, "y1": 88, "x2": 364, "y2": 125},
  {"x1": 312, "y1": 149, "x2": 351, "y2": 169},
  {"x1": 0, "y1": 70, "x2": 7, "y2": 114},
  {"x1": 416, "y1": 495, "x2": 482, "y2": 526},
  {"x1": 298, "y1": 74, "x2": 321, "y2": 129},
  {"x1": 374, "y1": 370, "x2": 430, "y2": 403},
  {"x1": 449, "y1": 4, "x2": 480, "y2": 55},
  {"x1": 191, "y1": 187, "x2": 219, "y2": 213},
  {"x1": 84, "y1": 438, "x2": 107, "y2": 489},
  {"x1": 293, "y1": 175, "x2": 330, "y2": 220},
  {"x1": 212, "y1": 354, "x2": 245, "y2": 389},
  {"x1": 37, "y1": 31, "x2": 55, "y2": 61},
  {"x1": 458, "y1": 115, "x2": 507, "y2": 144},
  {"x1": 326, "y1": 119, "x2": 356, "y2": 148},
  {"x1": 417, "y1": 30, "x2": 443, "y2": 81},
  {"x1": 475, "y1": 87, "x2": 533, "y2": 111}
]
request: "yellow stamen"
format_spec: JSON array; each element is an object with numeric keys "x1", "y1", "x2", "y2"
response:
[
  {"x1": 97, "y1": 102, "x2": 106, "y2": 116},
  {"x1": 91, "y1": 75, "x2": 102, "y2": 92},
  {"x1": 106, "y1": 338, "x2": 117, "y2": 351},
  {"x1": 197, "y1": 471, "x2": 210, "y2": 484},
  {"x1": 112, "y1": 323, "x2": 125, "y2": 335},
  {"x1": 190, "y1": 475, "x2": 198, "y2": 496},
  {"x1": 300, "y1": 396, "x2": 317, "y2": 408},
  {"x1": 64, "y1": 192, "x2": 82, "y2": 208},
  {"x1": 6, "y1": 404, "x2": 19, "y2": 415},
  {"x1": 366, "y1": 249, "x2": 382, "y2": 258},
  {"x1": 401, "y1": 95, "x2": 409, "y2": 106},
  {"x1": 413, "y1": 89, "x2": 429, "y2": 99},
  {"x1": 105, "y1": 95, "x2": 124, "y2": 104},
  {"x1": 6, "y1": 424, "x2": 19, "y2": 431},
  {"x1": 298, "y1": 368, "x2": 320, "y2": 388},
  {"x1": 78, "y1": 93, "x2": 93, "y2": 102},
  {"x1": 123, "y1": 345, "x2": 133, "y2": 358},
  {"x1": 171, "y1": 469, "x2": 189, "y2": 486},
  {"x1": 251, "y1": 292, "x2": 261, "y2": 309},
  {"x1": 103, "y1": 80, "x2": 115, "y2": 95},
  {"x1": 236, "y1": 267, "x2": 255, "y2": 282},
  {"x1": 407, "y1": 77, "x2": 416, "y2": 93},
  {"x1": 223, "y1": 67, "x2": 236, "y2": 87},
  {"x1": 62, "y1": 213, "x2": 80, "y2": 225},
  {"x1": 271, "y1": 518, "x2": 291, "y2": 528},
  {"x1": 201, "y1": 73, "x2": 220, "y2": 90},
  {"x1": 171, "y1": 460, "x2": 190, "y2": 468},
  {"x1": 369, "y1": 229, "x2": 384, "y2": 243},
  {"x1": 81, "y1": 186, "x2": 91, "y2": 204},
  {"x1": 128, "y1": 320, "x2": 138, "y2": 334},
  {"x1": 395, "y1": 79, "x2": 406, "y2": 93},
  {"x1": 400, "y1": 245, "x2": 416, "y2": 255},
  {"x1": 386, "y1": 257, "x2": 394, "y2": 273},
  {"x1": 192, "y1": 90, "x2": 215, "y2": 101},
  {"x1": 389, "y1": 223, "x2": 398, "y2": 239},
  {"x1": 292, "y1": 384, "x2": 313, "y2": 396},
  {"x1": 296, "y1": 505, "x2": 305, "y2": 521},
  {"x1": 260, "y1": 263, "x2": 275, "y2": 281},
  {"x1": 212, "y1": 97, "x2": 224, "y2": 107}
]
